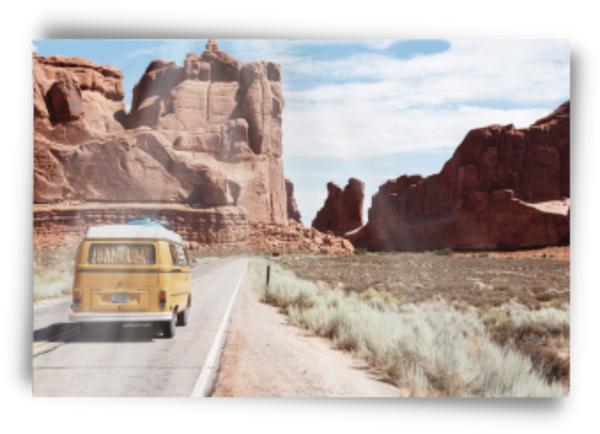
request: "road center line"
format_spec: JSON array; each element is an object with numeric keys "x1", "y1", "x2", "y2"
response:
[
  {"x1": 191, "y1": 259, "x2": 247, "y2": 397},
  {"x1": 33, "y1": 327, "x2": 79, "y2": 350},
  {"x1": 33, "y1": 328, "x2": 80, "y2": 355}
]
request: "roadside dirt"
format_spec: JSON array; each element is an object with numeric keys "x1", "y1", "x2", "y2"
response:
[
  {"x1": 274, "y1": 249, "x2": 570, "y2": 311},
  {"x1": 212, "y1": 273, "x2": 404, "y2": 397}
]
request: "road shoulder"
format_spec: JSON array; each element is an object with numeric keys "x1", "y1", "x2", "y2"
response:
[{"x1": 212, "y1": 271, "x2": 404, "y2": 398}]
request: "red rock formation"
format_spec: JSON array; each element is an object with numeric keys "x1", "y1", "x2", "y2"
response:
[
  {"x1": 348, "y1": 102, "x2": 570, "y2": 252},
  {"x1": 33, "y1": 40, "x2": 302, "y2": 249},
  {"x1": 248, "y1": 220, "x2": 354, "y2": 254},
  {"x1": 122, "y1": 40, "x2": 287, "y2": 224},
  {"x1": 285, "y1": 179, "x2": 302, "y2": 223},
  {"x1": 312, "y1": 178, "x2": 364, "y2": 234},
  {"x1": 34, "y1": 54, "x2": 127, "y2": 142},
  {"x1": 33, "y1": 203, "x2": 248, "y2": 250}
]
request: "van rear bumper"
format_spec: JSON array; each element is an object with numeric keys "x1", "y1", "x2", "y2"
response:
[{"x1": 69, "y1": 311, "x2": 173, "y2": 323}]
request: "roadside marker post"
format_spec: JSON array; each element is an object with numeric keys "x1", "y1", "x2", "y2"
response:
[{"x1": 266, "y1": 263, "x2": 271, "y2": 287}]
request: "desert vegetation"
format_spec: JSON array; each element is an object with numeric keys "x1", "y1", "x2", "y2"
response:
[
  {"x1": 188, "y1": 255, "x2": 221, "y2": 266},
  {"x1": 33, "y1": 247, "x2": 77, "y2": 301},
  {"x1": 250, "y1": 255, "x2": 569, "y2": 397},
  {"x1": 277, "y1": 253, "x2": 570, "y2": 311}
]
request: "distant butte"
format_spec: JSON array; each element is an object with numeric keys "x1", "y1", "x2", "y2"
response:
[
  {"x1": 345, "y1": 101, "x2": 570, "y2": 252},
  {"x1": 312, "y1": 178, "x2": 364, "y2": 235}
]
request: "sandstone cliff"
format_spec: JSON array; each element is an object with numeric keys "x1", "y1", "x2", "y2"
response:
[
  {"x1": 312, "y1": 178, "x2": 364, "y2": 234},
  {"x1": 285, "y1": 179, "x2": 302, "y2": 223},
  {"x1": 348, "y1": 102, "x2": 570, "y2": 252},
  {"x1": 33, "y1": 40, "x2": 316, "y2": 250}
]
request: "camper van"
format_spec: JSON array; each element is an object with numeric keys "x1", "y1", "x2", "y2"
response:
[{"x1": 68, "y1": 219, "x2": 192, "y2": 338}]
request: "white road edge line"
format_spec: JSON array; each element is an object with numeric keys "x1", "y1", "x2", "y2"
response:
[{"x1": 191, "y1": 258, "x2": 247, "y2": 398}]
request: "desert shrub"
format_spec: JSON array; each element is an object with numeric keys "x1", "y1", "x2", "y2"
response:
[
  {"x1": 489, "y1": 321, "x2": 570, "y2": 384},
  {"x1": 192, "y1": 257, "x2": 220, "y2": 266},
  {"x1": 387, "y1": 360, "x2": 428, "y2": 397},
  {"x1": 484, "y1": 297, "x2": 504, "y2": 308},
  {"x1": 354, "y1": 247, "x2": 368, "y2": 255},
  {"x1": 249, "y1": 258, "x2": 566, "y2": 397},
  {"x1": 382, "y1": 291, "x2": 406, "y2": 307},
  {"x1": 33, "y1": 264, "x2": 73, "y2": 301},
  {"x1": 474, "y1": 281, "x2": 494, "y2": 291},
  {"x1": 535, "y1": 293, "x2": 554, "y2": 302},
  {"x1": 485, "y1": 301, "x2": 570, "y2": 385},
  {"x1": 361, "y1": 287, "x2": 379, "y2": 300},
  {"x1": 478, "y1": 252, "x2": 489, "y2": 258},
  {"x1": 470, "y1": 341, "x2": 564, "y2": 397},
  {"x1": 515, "y1": 339, "x2": 570, "y2": 384},
  {"x1": 484, "y1": 311, "x2": 508, "y2": 327},
  {"x1": 433, "y1": 248, "x2": 454, "y2": 256},
  {"x1": 499, "y1": 301, "x2": 570, "y2": 332}
]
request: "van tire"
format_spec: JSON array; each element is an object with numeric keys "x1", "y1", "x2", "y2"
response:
[
  {"x1": 161, "y1": 312, "x2": 176, "y2": 338},
  {"x1": 177, "y1": 306, "x2": 189, "y2": 327}
]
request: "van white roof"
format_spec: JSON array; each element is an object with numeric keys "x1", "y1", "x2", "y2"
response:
[{"x1": 85, "y1": 225, "x2": 183, "y2": 244}]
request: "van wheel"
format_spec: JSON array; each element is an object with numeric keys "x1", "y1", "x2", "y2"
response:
[
  {"x1": 161, "y1": 312, "x2": 176, "y2": 338},
  {"x1": 177, "y1": 305, "x2": 190, "y2": 327}
]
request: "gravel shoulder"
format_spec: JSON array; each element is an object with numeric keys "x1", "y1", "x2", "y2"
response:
[{"x1": 211, "y1": 272, "x2": 404, "y2": 398}]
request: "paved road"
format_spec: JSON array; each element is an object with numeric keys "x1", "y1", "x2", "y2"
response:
[{"x1": 32, "y1": 257, "x2": 248, "y2": 397}]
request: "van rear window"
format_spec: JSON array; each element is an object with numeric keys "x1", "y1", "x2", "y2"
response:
[{"x1": 88, "y1": 244, "x2": 156, "y2": 265}]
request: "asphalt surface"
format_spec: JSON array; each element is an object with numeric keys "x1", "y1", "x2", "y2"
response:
[{"x1": 32, "y1": 257, "x2": 248, "y2": 397}]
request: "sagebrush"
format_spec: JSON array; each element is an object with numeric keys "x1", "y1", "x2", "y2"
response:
[
  {"x1": 250, "y1": 258, "x2": 567, "y2": 397},
  {"x1": 33, "y1": 264, "x2": 73, "y2": 301}
]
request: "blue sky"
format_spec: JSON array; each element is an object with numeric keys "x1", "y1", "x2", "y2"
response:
[{"x1": 34, "y1": 39, "x2": 570, "y2": 224}]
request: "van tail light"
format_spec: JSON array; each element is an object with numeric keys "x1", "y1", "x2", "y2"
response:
[
  {"x1": 159, "y1": 289, "x2": 167, "y2": 309},
  {"x1": 73, "y1": 289, "x2": 82, "y2": 309}
]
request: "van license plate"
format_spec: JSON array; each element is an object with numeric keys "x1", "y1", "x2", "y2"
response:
[{"x1": 111, "y1": 294, "x2": 130, "y2": 304}]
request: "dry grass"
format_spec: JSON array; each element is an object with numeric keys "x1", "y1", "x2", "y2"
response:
[
  {"x1": 190, "y1": 256, "x2": 221, "y2": 266},
  {"x1": 486, "y1": 302, "x2": 570, "y2": 386},
  {"x1": 33, "y1": 247, "x2": 77, "y2": 301},
  {"x1": 273, "y1": 253, "x2": 570, "y2": 312},
  {"x1": 250, "y1": 257, "x2": 567, "y2": 397},
  {"x1": 33, "y1": 264, "x2": 73, "y2": 301}
]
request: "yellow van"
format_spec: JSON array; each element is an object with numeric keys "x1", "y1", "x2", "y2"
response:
[{"x1": 69, "y1": 220, "x2": 191, "y2": 338}]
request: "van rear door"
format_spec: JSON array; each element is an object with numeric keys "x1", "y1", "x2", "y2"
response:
[{"x1": 81, "y1": 243, "x2": 159, "y2": 313}]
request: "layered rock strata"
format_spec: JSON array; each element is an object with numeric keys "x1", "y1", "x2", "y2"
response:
[
  {"x1": 33, "y1": 203, "x2": 248, "y2": 249},
  {"x1": 34, "y1": 40, "x2": 301, "y2": 248},
  {"x1": 348, "y1": 101, "x2": 571, "y2": 252},
  {"x1": 312, "y1": 178, "x2": 365, "y2": 234}
]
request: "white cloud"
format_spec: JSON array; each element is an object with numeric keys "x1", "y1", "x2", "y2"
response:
[
  {"x1": 126, "y1": 43, "x2": 170, "y2": 59},
  {"x1": 269, "y1": 39, "x2": 570, "y2": 158},
  {"x1": 283, "y1": 105, "x2": 553, "y2": 159},
  {"x1": 235, "y1": 38, "x2": 569, "y2": 222}
]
